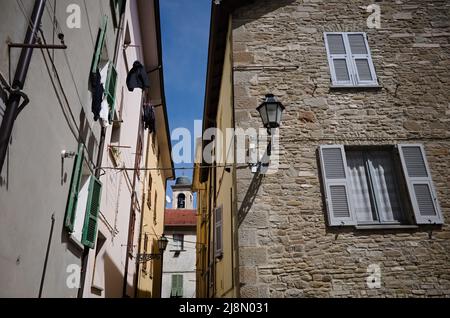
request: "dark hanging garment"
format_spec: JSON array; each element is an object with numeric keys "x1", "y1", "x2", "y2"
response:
[
  {"x1": 143, "y1": 104, "x2": 156, "y2": 133},
  {"x1": 126, "y1": 61, "x2": 150, "y2": 92},
  {"x1": 90, "y1": 69, "x2": 104, "y2": 121}
]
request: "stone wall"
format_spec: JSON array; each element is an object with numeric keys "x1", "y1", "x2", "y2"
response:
[{"x1": 233, "y1": 0, "x2": 450, "y2": 297}]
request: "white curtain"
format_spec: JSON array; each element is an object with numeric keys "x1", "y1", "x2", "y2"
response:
[
  {"x1": 347, "y1": 151, "x2": 374, "y2": 222},
  {"x1": 368, "y1": 151, "x2": 402, "y2": 222},
  {"x1": 346, "y1": 151, "x2": 402, "y2": 223}
]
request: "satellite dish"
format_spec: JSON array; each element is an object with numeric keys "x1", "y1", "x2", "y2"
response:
[{"x1": 166, "y1": 195, "x2": 172, "y2": 204}]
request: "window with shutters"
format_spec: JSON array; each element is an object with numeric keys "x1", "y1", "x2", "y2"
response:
[
  {"x1": 91, "y1": 16, "x2": 109, "y2": 77},
  {"x1": 215, "y1": 206, "x2": 223, "y2": 258},
  {"x1": 147, "y1": 176, "x2": 153, "y2": 209},
  {"x1": 153, "y1": 192, "x2": 158, "y2": 225},
  {"x1": 65, "y1": 146, "x2": 102, "y2": 248},
  {"x1": 319, "y1": 145, "x2": 443, "y2": 228},
  {"x1": 173, "y1": 234, "x2": 184, "y2": 252},
  {"x1": 324, "y1": 32, "x2": 378, "y2": 87},
  {"x1": 171, "y1": 274, "x2": 183, "y2": 298},
  {"x1": 143, "y1": 233, "x2": 149, "y2": 273},
  {"x1": 90, "y1": 16, "x2": 118, "y2": 123}
]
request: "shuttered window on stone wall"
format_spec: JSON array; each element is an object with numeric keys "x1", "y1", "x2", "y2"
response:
[
  {"x1": 81, "y1": 176, "x2": 103, "y2": 249},
  {"x1": 324, "y1": 32, "x2": 378, "y2": 87},
  {"x1": 398, "y1": 144, "x2": 443, "y2": 225},
  {"x1": 215, "y1": 206, "x2": 223, "y2": 257},
  {"x1": 64, "y1": 144, "x2": 85, "y2": 232},
  {"x1": 319, "y1": 145, "x2": 356, "y2": 226},
  {"x1": 319, "y1": 144, "x2": 443, "y2": 227}
]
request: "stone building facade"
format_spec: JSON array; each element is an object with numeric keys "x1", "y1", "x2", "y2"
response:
[
  {"x1": 233, "y1": 0, "x2": 450, "y2": 298},
  {"x1": 197, "y1": 0, "x2": 450, "y2": 298}
]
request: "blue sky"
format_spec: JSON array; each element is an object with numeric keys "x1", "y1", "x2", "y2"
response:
[{"x1": 160, "y1": 0, "x2": 211, "y2": 206}]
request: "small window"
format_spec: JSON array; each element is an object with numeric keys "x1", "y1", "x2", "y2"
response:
[
  {"x1": 65, "y1": 145, "x2": 102, "y2": 249},
  {"x1": 153, "y1": 192, "x2": 158, "y2": 225},
  {"x1": 319, "y1": 145, "x2": 443, "y2": 227},
  {"x1": 346, "y1": 149, "x2": 407, "y2": 224},
  {"x1": 143, "y1": 234, "x2": 149, "y2": 273},
  {"x1": 324, "y1": 32, "x2": 378, "y2": 87},
  {"x1": 173, "y1": 234, "x2": 184, "y2": 251},
  {"x1": 171, "y1": 274, "x2": 183, "y2": 298},
  {"x1": 177, "y1": 193, "x2": 186, "y2": 209},
  {"x1": 215, "y1": 206, "x2": 223, "y2": 257},
  {"x1": 147, "y1": 176, "x2": 153, "y2": 209}
]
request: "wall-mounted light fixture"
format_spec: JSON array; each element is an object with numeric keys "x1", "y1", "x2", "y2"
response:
[
  {"x1": 257, "y1": 94, "x2": 285, "y2": 135},
  {"x1": 256, "y1": 94, "x2": 285, "y2": 156},
  {"x1": 137, "y1": 234, "x2": 169, "y2": 263}
]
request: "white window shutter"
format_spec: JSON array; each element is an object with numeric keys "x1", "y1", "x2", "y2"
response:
[
  {"x1": 319, "y1": 145, "x2": 356, "y2": 226},
  {"x1": 347, "y1": 33, "x2": 378, "y2": 86},
  {"x1": 324, "y1": 33, "x2": 353, "y2": 86},
  {"x1": 398, "y1": 144, "x2": 443, "y2": 225}
]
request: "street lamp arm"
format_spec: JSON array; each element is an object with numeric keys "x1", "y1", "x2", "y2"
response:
[{"x1": 137, "y1": 253, "x2": 162, "y2": 263}]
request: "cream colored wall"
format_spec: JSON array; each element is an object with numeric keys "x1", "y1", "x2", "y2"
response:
[{"x1": 84, "y1": 0, "x2": 147, "y2": 298}]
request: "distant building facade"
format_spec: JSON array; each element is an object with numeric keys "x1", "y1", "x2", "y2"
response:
[{"x1": 161, "y1": 177, "x2": 197, "y2": 298}]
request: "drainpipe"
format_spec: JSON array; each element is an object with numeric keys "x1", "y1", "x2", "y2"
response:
[{"x1": 0, "y1": 0, "x2": 46, "y2": 173}]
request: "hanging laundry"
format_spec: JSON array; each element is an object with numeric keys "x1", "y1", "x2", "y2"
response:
[
  {"x1": 90, "y1": 69, "x2": 104, "y2": 122},
  {"x1": 99, "y1": 63, "x2": 110, "y2": 128},
  {"x1": 143, "y1": 103, "x2": 156, "y2": 133},
  {"x1": 126, "y1": 61, "x2": 150, "y2": 92}
]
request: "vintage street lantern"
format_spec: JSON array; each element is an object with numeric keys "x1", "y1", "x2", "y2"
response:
[
  {"x1": 158, "y1": 234, "x2": 169, "y2": 253},
  {"x1": 257, "y1": 94, "x2": 285, "y2": 134}
]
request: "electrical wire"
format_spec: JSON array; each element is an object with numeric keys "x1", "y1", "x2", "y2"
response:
[
  {"x1": 141, "y1": 232, "x2": 206, "y2": 248},
  {"x1": 99, "y1": 164, "x2": 249, "y2": 172}
]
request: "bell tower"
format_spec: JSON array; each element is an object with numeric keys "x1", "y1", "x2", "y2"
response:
[{"x1": 171, "y1": 177, "x2": 193, "y2": 209}]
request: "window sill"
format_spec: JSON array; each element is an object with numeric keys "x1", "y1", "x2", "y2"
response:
[
  {"x1": 69, "y1": 234, "x2": 85, "y2": 252},
  {"x1": 91, "y1": 284, "x2": 104, "y2": 293},
  {"x1": 355, "y1": 224, "x2": 418, "y2": 230},
  {"x1": 330, "y1": 84, "x2": 382, "y2": 89}
]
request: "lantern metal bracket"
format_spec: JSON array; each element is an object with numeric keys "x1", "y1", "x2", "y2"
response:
[{"x1": 137, "y1": 253, "x2": 162, "y2": 263}]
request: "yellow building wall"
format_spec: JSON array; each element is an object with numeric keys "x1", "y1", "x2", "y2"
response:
[
  {"x1": 195, "y1": 16, "x2": 238, "y2": 299},
  {"x1": 137, "y1": 133, "x2": 168, "y2": 298},
  {"x1": 214, "y1": 17, "x2": 237, "y2": 298}
]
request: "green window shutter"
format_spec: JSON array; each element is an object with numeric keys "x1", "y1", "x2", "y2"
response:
[
  {"x1": 177, "y1": 275, "x2": 184, "y2": 297},
  {"x1": 105, "y1": 62, "x2": 118, "y2": 120},
  {"x1": 171, "y1": 275, "x2": 177, "y2": 297},
  {"x1": 82, "y1": 176, "x2": 103, "y2": 249},
  {"x1": 64, "y1": 144, "x2": 84, "y2": 232},
  {"x1": 171, "y1": 275, "x2": 183, "y2": 297},
  {"x1": 91, "y1": 16, "x2": 108, "y2": 74}
]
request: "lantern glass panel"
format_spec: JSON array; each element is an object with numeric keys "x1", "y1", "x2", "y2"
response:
[
  {"x1": 258, "y1": 105, "x2": 269, "y2": 127},
  {"x1": 266, "y1": 103, "x2": 278, "y2": 127}
]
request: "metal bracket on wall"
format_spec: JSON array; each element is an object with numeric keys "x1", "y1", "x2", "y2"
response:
[{"x1": 8, "y1": 42, "x2": 67, "y2": 50}]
